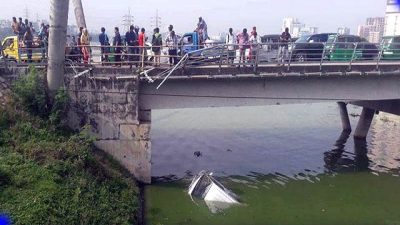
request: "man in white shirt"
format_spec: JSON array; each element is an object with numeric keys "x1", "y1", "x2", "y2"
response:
[{"x1": 226, "y1": 28, "x2": 236, "y2": 64}]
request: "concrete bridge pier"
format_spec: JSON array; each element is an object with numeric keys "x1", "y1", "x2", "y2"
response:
[
  {"x1": 354, "y1": 107, "x2": 375, "y2": 139},
  {"x1": 338, "y1": 102, "x2": 352, "y2": 132},
  {"x1": 67, "y1": 75, "x2": 152, "y2": 184}
]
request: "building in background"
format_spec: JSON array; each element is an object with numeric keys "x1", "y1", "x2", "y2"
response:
[
  {"x1": 385, "y1": 0, "x2": 400, "y2": 36},
  {"x1": 358, "y1": 17, "x2": 385, "y2": 43},
  {"x1": 282, "y1": 18, "x2": 318, "y2": 38},
  {"x1": 0, "y1": 19, "x2": 13, "y2": 41},
  {"x1": 337, "y1": 27, "x2": 351, "y2": 35}
]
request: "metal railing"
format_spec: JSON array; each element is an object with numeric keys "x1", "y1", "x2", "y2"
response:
[{"x1": 3, "y1": 41, "x2": 400, "y2": 74}]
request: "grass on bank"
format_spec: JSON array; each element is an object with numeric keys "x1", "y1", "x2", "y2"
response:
[{"x1": 0, "y1": 67, "x2": 140, "y2": 225}]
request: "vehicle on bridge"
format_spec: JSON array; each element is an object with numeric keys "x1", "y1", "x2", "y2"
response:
[
  {"x1": 381, "y1": 36, "x2": 400, "y2": 60},
  {"x1": 326, "y1": 34, "x2": 379, "y2": 61},
  {"x1": 1, "y1": 36, "x2": 44, "y2": 63},
  {"x1": 179, "y1": 32, "x2": 224, "y2": 63},
  {"x1": 290, "y1": 33, "x2": 378, "y2": 62},
  {"x1": 290, "y1": 33, "x2": 336, "y2": 62}
]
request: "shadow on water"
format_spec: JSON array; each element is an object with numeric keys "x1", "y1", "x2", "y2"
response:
[{"x1": 324, "y1": 131, "x2": 370, "y2": 173}]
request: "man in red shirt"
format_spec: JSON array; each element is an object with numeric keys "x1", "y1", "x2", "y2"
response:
[{"x1": 138, "y1": 28, "x2": 147, "y2": 67}]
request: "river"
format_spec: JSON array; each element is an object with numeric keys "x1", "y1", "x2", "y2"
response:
[{"x1": 145, "y1": 103, "x2": 400, "y2": 225}]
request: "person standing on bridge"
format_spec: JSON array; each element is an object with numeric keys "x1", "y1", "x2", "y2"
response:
[
  {"x1": 24, "y1": 19, "x2": 29, "y2": 32},
  {"x1": 28, "y1": 22, "x2": 35, "y2": 34},
  {"x1": 38, "y1": 24, "x2": 49, "y2": 61},
  {"x1": 12, "y1": 17, "x2": 20, "y2": 35},
  {"x1": 138, "y1": 28, "x2": 147, "y2": 68},
  {"x1": 151, "y1": 27, "x2": 163, "y2": 67},
  {"x1": 278, "y1": 27, "x2": 291, "y2": 64},
  {"x1": 226, "y1": 28, "x2": 237, "y2": 65},
  {"x1": 249, "y1": 31, "x2": 261, "y2": 64},
  {"x1": 99, "y1": 27, "x2": 110, "y2": 64},
  {"x1": 77, "y1": 27, "x2": 84, "y2": 63},
  {"x1": 196, "y1": 17, "x2": 208, "y2": 44},
  {"x1": 23, "y1": 28, "x2": 33, "y2": 63},
  {"x1": 80, "y1": 28, "x2": 90, "y2": 64},
  {"x1": 18, "y1": 18, "x2": 25, "y2": 40},
  {"x1": 113, "y1": 27, "x2": 123, "y2": 66},
  {"x1": 166, "y1": 26, "x2": 179, "y2": 66},
  {"x1": 237, "y1": 28, "x2": 249, "y2": 66},
  {"x1": 125, "y1": 25, "x2": 138, "y2": 68}
]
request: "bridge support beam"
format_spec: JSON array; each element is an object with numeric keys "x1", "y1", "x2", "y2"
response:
[
  {"x1": 72, "y1": 0, "x2": 87, "y2": 28},
  {"x1": 338, "y1": 102, "x2": 351, "y2": 132},
  {"x1": 354, "y1": 107, "x2": 375, "y2": 139},
  {"x1": 47, "y1": 0, "x2": 69, "y2": 91}
]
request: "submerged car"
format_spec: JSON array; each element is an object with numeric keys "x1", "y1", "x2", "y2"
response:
[{"x1": 188, "y1": 171, "x2": 240, "y2": 213}]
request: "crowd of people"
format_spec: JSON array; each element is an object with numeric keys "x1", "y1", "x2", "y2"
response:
[
  {"x1": 7, "y1": 15, "x2": 292, "y2": 66},
  {"x1": 89, "y1": 23, "x2": 184, "y2": 67},
  {"x1": 227, "y1": 26, "x2": 292, "y2": 65},
  {"x1": 10, "y1": 17, "x2": 49, "y2": 62}
]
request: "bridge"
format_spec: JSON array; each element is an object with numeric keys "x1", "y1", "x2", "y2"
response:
[
  {"x1": 2, "y1": 0, "x2": 400, "y2": 184},
  {"x1": 4, "y1": 45, "x2": 400, "y2": 184}
]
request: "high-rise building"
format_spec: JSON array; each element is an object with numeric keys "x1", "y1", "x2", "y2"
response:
[
  {"x1": 357, "y1": 17, "x2": 385, "y2": 43},
  {"x1": 385, "y1": 0, "x2": 400, "y2": 36},
  {"x1": 337, "y1": 27, "x2": 351, "y2": 35}
]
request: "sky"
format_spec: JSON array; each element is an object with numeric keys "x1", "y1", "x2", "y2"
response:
[{"x1": 1, "y1": 0, "x2": 388, "y2": 35}]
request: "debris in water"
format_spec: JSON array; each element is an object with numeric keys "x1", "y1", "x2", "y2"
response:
[
  {"x1": 194, "y1": 151, "x2": 202, "y2": 157},
  {"x1": 188, "y1": 171, "x2": 240, "y2": 213}
]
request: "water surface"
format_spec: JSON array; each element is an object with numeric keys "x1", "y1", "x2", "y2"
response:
[{"x1": 146, "y1": 103, "x2": 400, "y2": 225}]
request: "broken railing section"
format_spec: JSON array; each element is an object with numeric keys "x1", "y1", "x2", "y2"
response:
[
  {"x1": 141, "y1": 46, "x2": 222, "y2": 89},
  {"x1": 188, "y1": 171, "x2": 240, "y2": 213}
]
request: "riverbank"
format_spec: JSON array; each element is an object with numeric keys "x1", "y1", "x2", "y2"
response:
[{"x1": 0, "y1": 69, "x2": 141, "y2": 224}]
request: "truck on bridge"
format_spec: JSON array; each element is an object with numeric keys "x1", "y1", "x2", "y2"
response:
[{"x1": 1, "y1": 36, "x2": 44, "y2": 64}]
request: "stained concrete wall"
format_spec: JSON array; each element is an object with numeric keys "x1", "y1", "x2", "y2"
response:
[{"x1": 66, "y1": 74, "x2": 151, "y2": 183}]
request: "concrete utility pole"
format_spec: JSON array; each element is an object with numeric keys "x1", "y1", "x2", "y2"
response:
[
  {"x1": 47, "y1": 0, "x2": 69, "y2": 91},
  {"x1": 72, "y1": 0, "x2": 87, "y2": 28}
]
